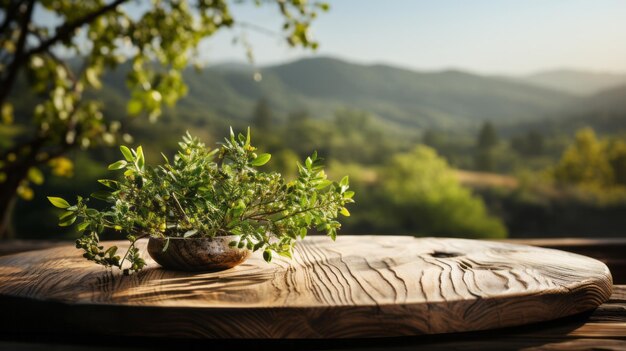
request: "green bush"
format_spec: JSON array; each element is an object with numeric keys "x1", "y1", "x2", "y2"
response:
[
  {"x1": 332, "y1": 145, "x2": 506, "y2": 238},
  {"x1": 553, "y1": 128, "x2": 614, "y2": 187}
]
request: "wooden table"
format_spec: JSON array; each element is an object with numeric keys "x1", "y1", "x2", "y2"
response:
[{"x1": 0, "y1": 237, "x2": 626, "y2": 349}]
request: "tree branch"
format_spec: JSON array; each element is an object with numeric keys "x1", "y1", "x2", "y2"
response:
[
  {"x1": 25, "y1": 0, "x2": 130, "y2": 58},
  {"x1": 0, "y1": 0, "x2": 35, "y2": 106},
  {"x1": 0, "y1": 0, "x2": 21, "y2": 37},
  {"x1": 0, "y1": 0, "x2": 130, "y2": 105}
]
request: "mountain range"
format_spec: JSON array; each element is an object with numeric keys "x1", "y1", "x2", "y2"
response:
[
  {"x1": 519, "y1": 69, "x2": 626, "y2": 96},
  {"x1": 92, "y1": 57, "x2": 626, "y2": 135}
]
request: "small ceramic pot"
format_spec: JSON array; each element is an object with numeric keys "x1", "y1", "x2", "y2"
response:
[{"x1": 147, "y1": 235, "x2": 251, "y2": 272}]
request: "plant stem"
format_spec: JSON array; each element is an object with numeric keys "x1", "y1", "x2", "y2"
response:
[
  {"x1": 171, "y1": 192, "x2": 191, "y2": 223},
  {"x1": 118, "y1": 233, "x2": 149, "y2": 270}
]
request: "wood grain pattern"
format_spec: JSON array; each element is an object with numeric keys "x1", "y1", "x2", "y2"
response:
[
  {"x1": 501, "y1": 238, "x2": 626, "y2": 284},
  {"x1": 0, "y1": 236, "x2": 613, "y2": 338}
]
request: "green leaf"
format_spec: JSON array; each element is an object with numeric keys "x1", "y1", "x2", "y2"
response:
[
  {"x1": 277, "y1": 250, "x2": 292, "y2": 259},
  {"x1": 263, "y1": 250, "x2": 272, "y2": 263},
  {"x1": 296, "y1": 162, "x2": 307, "y2": 175},
  {"x1": 317, "y1": 222, "x2": 330, "y2": 231},
  {"x1": 343, "y1": 190, "x2": 355, "y2": 199},
  {"x1": 105, "y1": 246, "x2": 118, "y2": 257},
  {"x1": 340, "y1": 175, "x2": 349, "y2": 187},
  {"x1": 108, "y1": 160, "x2": 127, "y2": 170},
  {"x1": 127, "y1": 100, "x2": 142, "y2": 116},
  {"x1": 85, "y1": 67, "x2": 102, "y2": 89},
  {"x1": 328, "y1": 229, "x2": 337, "y2": 241},
  {"x1": 315, "y1": 179, "x2": 333, "y2": 189},
  {"x1": 183, "y1": 229, "x2": 198, "y2": 238},
  {"x1": 97, "y1": 179, "x2": 119, "y2": 189},
  {"x1": 48, "y1": 196, "x2": 70, "y2": 209},
  {"x1": 162, "y1": 237, "x2": 170, "y2": 253},
  {"x1": 340, "y1": 207, "x2": 351, "y2": 217},
  {"x1": 314, "y1": 2, "x2": 330, "y2": 11},
  {"x1": 245, "y1": 126, "x2": 251, "y2": 146},
  {"x1": 231, "y1": 199, "x2": 246, "y2": 218},
  {"x1": 76, "y1": 222, "x2": 89, "y2": 232},
  {"x1": 27, "y1": 167, "x2": 44, "y2": 185},
  {"x1": 91, "y1": 190, "x2": 114, "y2": 203},
  {"x1": 59, "y1": 214, "x2": 77, "y2": 227},
  {"x1": 59, "y1": 211, "x2": 75, "y2": 221},
  {"x1": 120, "y1": 145, "x2": 134, "y2": 162},
  {"x1": 339, "y1": 175, "x2": 350, "y2": 192},
  {"x1": 183, "y1": 131, "x2": 192, "y2": 143},
  {"x1": 136, "y1": 146, "x2": 145, "y2": 170},
  {"x1": 299, "y1": 227, "x2": 307, "y2": 239},
  {"x1": 250, "y1": 153, "x2": 271, "y2": 166}
]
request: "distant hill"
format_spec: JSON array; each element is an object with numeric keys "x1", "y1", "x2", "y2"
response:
[
  {"x1": 557, "y1": 84, "x2": 626, "y2": 133},
  {"x1": 208, "y1": 61, "x2": 256, "y2": 73},
  {"x1": 164, "y1": 57, "x2": 574, "y2": 131},
  {"x1": 18, "y1": 57, "x2": 626, "y2": 137},
  {"x1": 506, "y1": 84, "x2": 626, "y2": 135},
  {"x1": 25, "y1": 57, "x2": 585, "y2": 135},
  {"x1": 519, "y1": 69, "x2": 626, "y2": 95},
  {"x1": 575, "y1": 84, "x2": 626, "y2": 114}
]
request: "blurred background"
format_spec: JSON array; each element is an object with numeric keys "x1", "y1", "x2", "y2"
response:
[{"x1": 2, "y1": 0, "x2": 626, "y2": 241}]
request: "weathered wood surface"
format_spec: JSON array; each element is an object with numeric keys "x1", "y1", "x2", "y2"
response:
[
  {"x1": 4, "y1": 237, "x2": 626, "y2": 283},
  {"x1": 502, "y1": 238, "x2": 626, "y2": 284},
  {"x1": 0, "y1": 236, "x2": 613, "y2": 338},
  {"x1": 0, "y1": 239, "x2": 66, "y2": 256}
]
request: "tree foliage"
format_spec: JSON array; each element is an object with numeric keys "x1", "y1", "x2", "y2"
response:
[
  {"x1": 511, "y1": 130, "x2": 545, "y2": 156},
  {"x1": 0, "y1": 0, "x2": 328, "y2": 237},
  {"x1": 474, "y1": 121, "x2": 499, "y2": 172},
  {"x1": 477, "y1": 121, "x2": 499, "y2": 150},
  {"x1": 373, "y1": 145, "x2": 506, "y2": 238},
  {"x1": 608, "y1": 140, "x2": 626, "y2": 187},
  {"x1": 553, "y1": 128, "x2": 614, "y2": 187}
]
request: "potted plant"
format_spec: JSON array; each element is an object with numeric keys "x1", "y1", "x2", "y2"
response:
[{"x1": 48, "y1": 128, "x2": 354, "y2": 274}]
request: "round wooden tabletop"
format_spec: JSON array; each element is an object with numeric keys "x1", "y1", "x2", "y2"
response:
[{"x1": 0, "y1": 235, "x2": 613, "y2": 338}]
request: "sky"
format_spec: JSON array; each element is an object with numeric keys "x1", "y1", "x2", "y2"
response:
[
  {"x1": 34, "y1": 0, "x2": 626, "y2": 75},
  {"x1": 198, "y1": 0, "x2": 626, "y2": 75}
]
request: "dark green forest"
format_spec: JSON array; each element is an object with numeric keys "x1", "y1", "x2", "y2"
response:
[{"x1": 4, "y1": 57, "x2": 626, "y2": 239}]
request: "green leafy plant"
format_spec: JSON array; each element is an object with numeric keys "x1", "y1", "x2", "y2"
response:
[{"x1": 48, "y1": 128, "x2": 354, "y2": 274}]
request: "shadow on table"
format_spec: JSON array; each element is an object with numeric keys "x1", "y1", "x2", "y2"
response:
[{"x1": 0, "y1": 294, "x2": 605, "y2": 351}]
